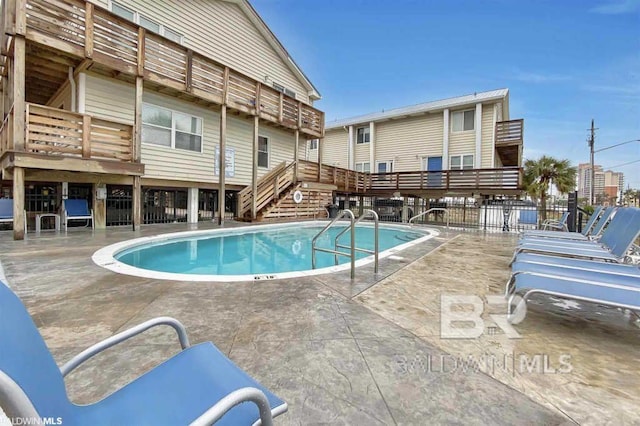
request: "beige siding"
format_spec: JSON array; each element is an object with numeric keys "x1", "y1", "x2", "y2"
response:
[
  {"x1": 84, "y1": 72, "x2": 295, "y2": 186},
  {"x1": 85, "y1": 74, "x2": 135, "y2": 123},
  {"x1": 481, "y1": 103, "x2": 495, "y2": 168},
  {"x1": 375, "y1": 114, "x2": 443, "y2": 172},
  {"x1": 322, "y1": 129, "x2": 349, "y2": 168},
  {"x1": 354, "y1": 141, "x2": 369, "y2": 164},
  {"x1": 104, "y1": 0, "x2": 310, "y2": 103}
]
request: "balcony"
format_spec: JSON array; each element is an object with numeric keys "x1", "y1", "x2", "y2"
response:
[
  {"x1": 8, "y1": 0, "x2": 323, "y2": 138},
  {"x1": 0, "y1": 103, "x2": 143, "y2": 175},
  {"x1": 495, "y1": 119, "x2": 523, "y2": 167}
]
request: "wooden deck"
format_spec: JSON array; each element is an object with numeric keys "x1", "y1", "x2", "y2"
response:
[
  {"x1": 238, "y1": 160, "x2": 523, "y2": 220},
  {"x1": 3, "y1": 0, "x2": 323, "y2": 139},
  {"x1": 1, "y1": 103, "x2": 143, "y2": 175}
]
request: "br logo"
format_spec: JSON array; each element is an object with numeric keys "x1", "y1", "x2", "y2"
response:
[{"x1": 440, "y1": 294, "x2": 526, "y2": 339}]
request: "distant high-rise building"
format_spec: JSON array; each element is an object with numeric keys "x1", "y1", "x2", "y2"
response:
[{"x1": 577, "y1": 163, "x2": 624, "y2": 204}]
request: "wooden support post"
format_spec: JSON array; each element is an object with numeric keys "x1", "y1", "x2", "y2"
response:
[
  {"x1": 222, "y1": 67, "x2": 229, "y2": 105},
  {"x1": 218, "y1": 105, "x2": 227, "y2": 225},
  {"x1": 11, "y1": 36, "x2": 24, "y2": 151},
  {"x1": 132, "y1": 176, "x2": 141, "y2": 230},
  {"x1": 293, "y1": 129, "x2": 299, "y2": 182},
  {"x1": 133, "y1": 76, "x2": 143, "y2": 162},
  {"x1": 250, "y1": 115, "x2": 258, "y2": 220},
  {"x1": 132, "y1": 75, "x2": 143, "y2": 230},
  {"x1": 255, "y1": 82, "x2": 261, "y2": 116},
  {"x1": 186, "y1": 50, "x2": 193, "y2": 92},
  {"x1": 82, "y1": 115, "x2": 91, "y2": 158},
  {"x1": 14, "y1": 0, "x2": 25, "y2": 35},
  {"x1": 93, "y1": 182, "x2": 106, "y2": 229},
  {"x1": 278, "y1": 93, "x2": 284, "y2": 123},
  {"x1": 12, "y1": 166, "x2": 24, "y2": 240},
  {"x1": 137, "y1": 28, "x2": 145, "y2": 76},
  {"x1": 84, "y1": 3, "x2": 94, "y2": 58},
  {"x1": 317, "y1": 137, "x2": 323, "y2": 182}
]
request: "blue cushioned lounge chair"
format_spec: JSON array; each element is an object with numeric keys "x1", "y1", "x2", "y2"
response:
[
  {"x1": 62, "y1": 199, "x2": 94, "y2": 230},
  {"x1": 505, "y1": 269, "x2": 640, "y2": 322},
  {"x1": 0, "y1": 281, "x2": 287, "y2": 425},
  {"x1": 510, "y1": 208, "x2": 640, "y2": 265},
  {"x1": 520, "y1": 206, "x2": 608, "y2": 241},
  {"x1": 0, "y1": 199, "x2": 14, "y2": 225},
  {"x1": 540, "y1": 211, "x2": 570, "y2": 231}
]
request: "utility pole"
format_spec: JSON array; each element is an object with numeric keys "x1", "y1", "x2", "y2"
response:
[{"x1": 588, "y1": 119, "x2": 596, "y2": 205}]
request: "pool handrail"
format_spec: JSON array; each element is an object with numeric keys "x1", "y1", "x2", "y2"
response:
[
  {"x1": 333, "y1": 210, "x2": 379, "y2": 274},
  {"x1": 311, "y1": 209, "x2": 356, "y2": 279},
  {"x1": 409, "y1": 208, "x2": 449, "y2": 228}
]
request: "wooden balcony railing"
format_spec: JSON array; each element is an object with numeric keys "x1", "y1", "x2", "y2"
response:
[
  {"x1": 26, "y1": 103, "x2": 134, "y2": 162},
  {"x1": 495, "y1": 119, "x2": 524, "y2": 146},
  {"x1": 19, "y1": 0, "x2": 324, "y2": 137},
  {"x1": 363, "y1": 168, "x2": 522, "y2": 192}
]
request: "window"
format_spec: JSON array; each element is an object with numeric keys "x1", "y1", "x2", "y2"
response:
[
  {"x1": 142, "y1": 103, "x2": 202, "y2": 152},
  {"x1": 450, "y1": 154, "x2": 474, "y2": 170},
  {"x1": 376, "y1": 161, "x2": 393, "y2": 173},
  {"x1": 356, "y1": 126, "x2": 370, "y2": 144},
  {"x1": 258, "y1": 136, "x2": 269, "y2": 168},
  {"x1": 110, "y1": 1, "x2": 183, "y2": 43},
  {"x1": 355, "y1": 162, "x2": 370, "y2": 172},
  {"x1": 139, "y1": 15, "x2": 160, "y2": 33},
  {"x1": 309, "y1": 139, "x2": 318, "y2": 150},
  {"x1": 452, "y1": 109, "x2": 475, "y2": 132},
  {"x1": 111, "y1": 2, "x2": 134, "y2": 20},
  {"x1": 272, "y1": 82, "x2": 297, "y2": 99}
]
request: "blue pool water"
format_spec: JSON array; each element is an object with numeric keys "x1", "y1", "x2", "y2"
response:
[{"x1": 115, "y1": 224, "x2": 428, "y2": 276}]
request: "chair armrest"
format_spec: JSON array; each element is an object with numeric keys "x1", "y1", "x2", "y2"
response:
[
  {"x1": 190, "y1": 387, "x2": 274, "y2": 426},
  {"x1": 60, "y1": 316, "x2": 190, "y2": 377}
]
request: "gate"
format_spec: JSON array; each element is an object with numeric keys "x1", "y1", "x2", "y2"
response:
[
  {"x1": 143, "y1": 188, "x2": 188, "y2": 224},
  {"x1": 106, "y1": 185, "x2": 132, "y2": 226}
]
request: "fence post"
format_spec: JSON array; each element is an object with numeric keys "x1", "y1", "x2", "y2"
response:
[
  {"x1": 567, "y1": 191, "x2": 578, "y2": 232},
  {"x1": 483, "y1": 196, "x2": 488, "y2": 231}
]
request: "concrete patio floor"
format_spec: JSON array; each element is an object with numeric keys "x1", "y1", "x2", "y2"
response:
[{"x1": 0, "y1": 222, "x2": 636, "y2": 424}]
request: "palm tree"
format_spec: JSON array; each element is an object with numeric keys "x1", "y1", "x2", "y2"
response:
[
  {"x1": 623, "y1": 188, "x2": 636, "y2": 206},
  {"x1": 523, "y1": 156, "x2": 577, "y2": 221}
]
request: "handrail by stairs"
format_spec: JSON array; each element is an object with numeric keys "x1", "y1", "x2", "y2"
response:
[
  {"x1": 409, "y1": 208, "x2": 449, "y2": 228},
  {"x1": 333, "y1": 209, "x2": 379, "y2": 274},
  {"x1": 311, "y1": 209, "x2": 356, "y2": 279}
]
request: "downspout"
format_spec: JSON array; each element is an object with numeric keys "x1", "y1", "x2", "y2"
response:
[{"x1": 68, "y1": 67, "x2": 77, "y2": 112}]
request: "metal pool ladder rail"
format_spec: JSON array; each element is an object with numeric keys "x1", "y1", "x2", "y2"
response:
[
  {"x1": 409, "y1": 208, "x2": 449, "y2": 228},
  {"x1": 311, "y1": 209, "x2": 380, "y2": 279}
]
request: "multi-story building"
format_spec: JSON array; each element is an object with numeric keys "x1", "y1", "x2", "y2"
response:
[
  {"x1": 0, "y1": 0, "x2": 330, "y2": 239},
  {"x1": 578, "y1": 163, "x2": 624, "y2": 204},
  {"x1": 313, "y1": 89, "x2": 524, "y2": 199}
]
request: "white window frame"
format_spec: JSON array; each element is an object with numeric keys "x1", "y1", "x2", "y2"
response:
[
  {"x1": 355, "y1": 162, "x2": 370, "y2": 173},
  {"x1": 451, "y1": 109, "x2": 475, "y2": 132},
  {"x1": 109, "y1": 1, "x2": 184, "y2": 44},
  {"x1": 272, "y1": 82, "x2": 297, "y2": 99},
  {"x1": 375, "y1": 160, "x2": 393, "y2": 174},
  {"x1": 309, "y1": 139, "x2": 318, "y2": 150},
  {"x1": 258, "y1": 136, "x2": 269, "y2": 169},
  {"x1": 356, "y1": 126, "x2": 370, "y2": 144},
  {"x1": 449, "y1": 154, "x2": 474, "y2": 170},
  {"x1": 141, "y1": 103, "x2": 204, "y2": 153}
]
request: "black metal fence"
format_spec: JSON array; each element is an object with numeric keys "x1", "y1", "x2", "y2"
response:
[
  {"x1": 106, "y1": 185, "x2": 132, "y2": 226},
  {"x1": 336, "y1": 195, "x2": 570, "y2": 232},
  {"x1": 143, "y1": 188, "x2": 188, "y2": 224}
]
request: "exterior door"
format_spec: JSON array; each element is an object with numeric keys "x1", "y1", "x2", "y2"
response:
[{"x1": 425, "y1": 156, "x2": 443, "y2": 188}]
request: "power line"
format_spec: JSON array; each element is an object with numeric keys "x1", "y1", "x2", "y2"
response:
[
  {"x1": 602, "y1": 159, "x2": 640, "y2": 169},
  {"x1": 594, "y1": 138, "x2": 640, "y2": 153}
]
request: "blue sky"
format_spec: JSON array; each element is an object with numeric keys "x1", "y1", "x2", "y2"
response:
[{"x1": 251, "y1": 0, "x2": 640, "y2": 187}]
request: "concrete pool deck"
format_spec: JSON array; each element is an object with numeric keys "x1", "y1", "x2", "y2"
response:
[{"x1": 0, "y1": 222, "x2": 637, "y2": 424}]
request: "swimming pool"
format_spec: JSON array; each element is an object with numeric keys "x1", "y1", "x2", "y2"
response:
[{"x1": 92, "y1": 222, "x2": 437, "y2": 282}]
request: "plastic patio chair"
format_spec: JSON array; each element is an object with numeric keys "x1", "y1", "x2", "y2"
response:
[
  {"x1": 521, "y1": 206, "x2": 608, "y2": 241},
  {"x1": 540, "y1": 211, "x2": 570, "y2": 231},
  {"x1": 0, "y1": 281, "x2": 287, "y2": 425},
  {"x1": 62, "y1": 199, "x2": 94, "y2": 230},
  {"x1": 0, "y1": 199, "x2": 27, "y2": 233}
]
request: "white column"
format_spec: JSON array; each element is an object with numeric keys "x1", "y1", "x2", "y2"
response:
[
  {"x1": 491, "y1": 104, "x2": 497, "y2": 167},
  {"x1": 475, "y1": 103, "x2": 482, "y2": 168},
  {"x1": 187, "y1": 187, "x2": 199, "y2": 224},
  {"x1": 369, "y1": 121, "x2": 375, "y2": 170},
  {"x1": 77, "y1": 72, "x2": 86, "y2": 113},
  {"x1": 442, "y1": 109, "x2": 449, "y2": 170},
  {"x1": 348, "y1": 125, "x2": 354, "y2": 170}
]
